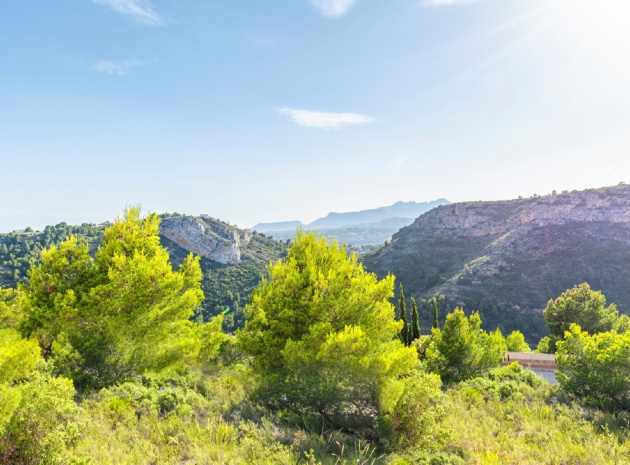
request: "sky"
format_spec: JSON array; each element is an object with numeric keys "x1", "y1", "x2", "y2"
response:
[{"x1": 2, "y1": 0, "x2": 630, "y2": 231}]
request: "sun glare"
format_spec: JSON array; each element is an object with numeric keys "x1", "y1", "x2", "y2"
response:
[{"x1": 549, "y1": 0, "x2": 630, "y2": 82}]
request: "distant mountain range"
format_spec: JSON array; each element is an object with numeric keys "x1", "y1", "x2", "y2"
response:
[
  {"x1": 251, "y1": 199, "x2": 451, "y2": 248},
  {"x1": 361, "y1": 185, "x2": 630, "y2": 343}
]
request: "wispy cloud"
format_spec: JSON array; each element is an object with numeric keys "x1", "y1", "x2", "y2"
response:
[
  {"x1": 92, "y1": 0, "x2": 163, "y2": 26},
  {"x1": 279, "y1": 108, "x2": 375, "y2": 130},
  {"x1": 92, "y1": 59, "x2": 146, "y2": 75},
  {"x1": 422, "y1": 0, "x2": 478, "y2": 6},
  {"x1": 309, "y1": 0, "x2": 356, "y2": 18}
]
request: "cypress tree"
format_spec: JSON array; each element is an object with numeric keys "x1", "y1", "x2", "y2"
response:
[
  {"x1": 411, "y1": 297, "x2": 420, "y2": 341},
  {"x1": 432, "y1": 297, "x2": 439, "y2": 330},
  {"x1": 399, "y1": 283, "x2": 409, "y2": 345}
]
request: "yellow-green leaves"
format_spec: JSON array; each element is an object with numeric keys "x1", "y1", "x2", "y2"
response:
[
  {"x1": 506, "y1": 330, "x2": 531, "y2": 352},
  {"x1": 556, "y1": 324, "x2": 630, "y2": 410},
  {"x1": 425, "y1": 308, "x2": 506, "y2": 383},
  {"x1": 0, "y1": 329, "x2": 41, "y2": 435},
  {"x1": 239, "y1": 231, "x2": 416, "y2": 431},
  {"x1": 0, "y1": 288, "x2": 21, "y2": 329},
  {"x1": 0, "y1": 329, "x2": 40, "y2": 384},
  {"x1": 18, "y1": 207, "x2": 224, "y2": 389}
]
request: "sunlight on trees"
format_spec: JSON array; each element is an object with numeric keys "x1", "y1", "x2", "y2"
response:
[
  {"x1": 18, "y1": 207, "x2": 225, "y2": 389},
  {"x1": 238, "y1": 231, "x2": 417, "y2": 433}
]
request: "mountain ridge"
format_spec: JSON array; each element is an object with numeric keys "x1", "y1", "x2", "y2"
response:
[
  {"x1": 361, "y1": 185, "x2": 630, "y2": 341},
  {"x1": 251, "y1": 199, "x2": 450, "y2": 232},
  {"x1": 251, "y1": 199, "x2": 451, "y2": 248}
]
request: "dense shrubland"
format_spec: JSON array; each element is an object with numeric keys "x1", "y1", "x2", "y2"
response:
[{"x1": 0, "y1": 213, "x2": 628, "y2": 464}]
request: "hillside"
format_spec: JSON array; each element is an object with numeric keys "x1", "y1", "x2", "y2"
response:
[
  {"x1": 159, "y1": 215, "x2": 287, "y2": 330},
  {"x1": 0, "y1": 215, "x2": 286, "y2": 331},
  {"x1": 362, "y1": 185, "x2": 630, "y2": 342}
]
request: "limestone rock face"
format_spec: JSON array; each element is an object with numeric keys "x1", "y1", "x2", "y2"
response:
[
  {"x1": 362, "y1": 185, "x2": 630, "y2": 341},
  {"x1": 160, "y1": 216, "x2": 252, "y2": 265},
  {"x1": 407, "y1": 186, "x2": 630, "y2": 238}
]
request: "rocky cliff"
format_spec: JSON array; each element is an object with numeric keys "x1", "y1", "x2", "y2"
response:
[
  {"x1": 158, "y1": 215, "x2": 286, "y2": 330},
  {"x1": 362, "y1": 185, "x2": 630, "y2": 342},
  {"x1": 160, "y1": 216, "x2": 252, "y2": 265}
]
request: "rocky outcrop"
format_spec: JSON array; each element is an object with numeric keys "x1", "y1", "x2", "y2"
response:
[
  {"x1": 362, "y1": 185, "x2": 630, "y2": 341},
  {"x1": 160, "y1": 216, "x2": 252, "y2": 265},
  {"x1": 406, "y1": 186, "x2": 630, "y2": 238}
]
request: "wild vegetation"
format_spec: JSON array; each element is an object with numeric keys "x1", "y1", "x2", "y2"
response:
[
  {"x1": 0, "y1": 215, "x2": 286, "y2": 333},
  {"x1": 0, "y1": 211, "x2": 629, "y2": 464}
]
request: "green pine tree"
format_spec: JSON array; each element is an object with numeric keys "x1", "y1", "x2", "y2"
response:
[
  {"x1": 411, "y1": 297, "x2": 420, "y2": 341},
  {"x1": 432, "y1": 297, "x2": 439, "y2": 330},
  {"x1": 399, "y1": 283, "x2": 409, "y2": 346}
]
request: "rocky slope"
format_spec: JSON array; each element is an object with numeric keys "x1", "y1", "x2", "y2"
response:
[
  {"x1": 362, "y1": 185, "x2": 630, "y2": 342},
  {"x1": 159, "y1": 215, "x2": 287, "y2": 330},
  {"x1": 161, "y1": 216, "x2": 254, "y2": 265}
]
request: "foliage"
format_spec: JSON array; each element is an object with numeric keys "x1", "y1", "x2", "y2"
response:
[
  {"x1": 0, "y1": 218, "x2": 286, "y2": 334},
  {"x1": 441, "y1": 365, "x2": 630, "y2": 465},
  {"x1": 378, "y1": 370, "x2": 450, "y2": 452},
  {"x1": 398, "y1": 283, "x2": 410, "y2": 346},
  {"x1": 544, "y1": 283, "x2": 621, "y2": 350},
  {"x1": 0, "y1": 223, "x2": 102, "y2": 288},
  {"x1": 238, "y1": 231, "x2": 417, "y2": 433},
  {"x1": 556, "y1": 324, "x2": 630, "y2": 410},
  {"x1": 18, "y1": 207, "x2": 225, "y2": 389},
  {"x1": 0, "y1": 329, "x2": 40, "y2": 435},
  {"x1": 0, "y1": 288, "x2": 21, "y2": 329},
  {"x1": 460, "y1": 363, "x2": 546, "y2": 402},
  {"x1": 410, "y1": 297, "x2": 420, "y2": 341},
  {"x1": 432, "y1": 297, "x2": 439, "y2": 330},
  {"x1": 535, "y1": 335, "x2": 552, "y2": 354},
  {"x1": 506, "y1": 330, "x2": 531, "y2": 352},
  {"x1": 0, "y1": 371, "x2": 78, "y2": 465},
  {"x1": 425, "y1": 308, "x2": 506, "y2": 383}
]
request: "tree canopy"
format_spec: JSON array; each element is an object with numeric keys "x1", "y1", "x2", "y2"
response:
[
  {"x1": 238, "y1": 231, "x2": 417, "y2": 432},
  {"x1": 18, "y1": 207, "x2": 225, "y2": 389},
  {"x1": 425, "y1": 308, "x2": 506, "y2": 383},
  {"x1": 542, "y1": 282, "x2": 626, "y2": 353},
  {"x1": 556, "y1": 324, "x2": 630, "y2": 410}
]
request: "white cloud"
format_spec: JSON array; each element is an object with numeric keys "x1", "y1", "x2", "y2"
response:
[
  {"x1": 309, "y1": 0, "x2": 356, "y2": 18},
  {"x1": 92, "y1": 0, "x2": 163, "y2": 26},
  {"x1": 92, "y1": 59, "x2": 146, "y2": 75},
  {"x1": 279, "y1": 107, "x2": 375, "y2": 130},
  {"x1": 422, "y1": 0, "x2": 478, "y2": 6}
]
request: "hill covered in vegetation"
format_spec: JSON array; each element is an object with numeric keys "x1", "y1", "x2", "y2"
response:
[
  {"x1": 362, "y1": 185, "x2": 630, "y2": 343},
  {"x1": 0, "y1": 214, "x2": 286, "y2": 332}
]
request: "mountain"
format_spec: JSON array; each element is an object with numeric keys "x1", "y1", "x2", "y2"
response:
[
  {"x1": 250, "y1": 220, "x2": 304, "y2": 233},
  {"x1": 0, "y1": 214, "x2": 287, "y2": 331},
  {"x1": 307, "y1": 199, "x2": 450, "y2": 229},
  {"x1": 362, "y1": 185, "x2": 630, "y2": 342},
  {"x1": 250, "y1": 199, "x2": 451, "y2": 249}
]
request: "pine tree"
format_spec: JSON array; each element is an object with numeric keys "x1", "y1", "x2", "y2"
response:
[
  {"x1": 432, "y1": 297, "x2": 439, "y2": 330},
  {"x1": 411, "y1": 297, "x2": 420, "y2": 341},
  {"x1": 238, "y1": 232, "x2": 417, "y2": 430},
  {"x1": 399, "y1": 283, "x2": 409, "y2": 345}
]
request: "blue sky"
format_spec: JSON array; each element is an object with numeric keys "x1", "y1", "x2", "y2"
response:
[{"x1": 2, "y1": 0, "x2": 630, "y2": 231}]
